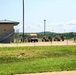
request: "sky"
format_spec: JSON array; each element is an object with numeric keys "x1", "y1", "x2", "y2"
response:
[{"x1": 0, "y1": 0, "x2": 76, "y2": 33}]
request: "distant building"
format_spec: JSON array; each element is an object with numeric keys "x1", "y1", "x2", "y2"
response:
[{"x1": 0, "y1": 19, "x2": 19, "y2": 43}]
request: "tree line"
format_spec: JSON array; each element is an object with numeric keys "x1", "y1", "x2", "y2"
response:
[{"x1": 15, "y1": 32, "x2": 76, "y2": 39}]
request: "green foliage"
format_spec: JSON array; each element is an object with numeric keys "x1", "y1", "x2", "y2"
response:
[{"x1": 0, "y1": 46, "x2": 76, "y2": 74}]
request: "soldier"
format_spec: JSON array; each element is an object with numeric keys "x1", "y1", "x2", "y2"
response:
[
  {"x1": 20, "y1": 36, "x2": 23, "y2": 42},
  {"x1": 74, "y1": 37, "x2": 76, "y2": 42},
  {"x1": 48, "y1": 36, "x2": 52, "y2": 42}
]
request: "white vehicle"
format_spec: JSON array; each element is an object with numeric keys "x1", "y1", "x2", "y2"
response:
[{"x1": 28, "y1": 34, "x2": 38, "y2": 42}]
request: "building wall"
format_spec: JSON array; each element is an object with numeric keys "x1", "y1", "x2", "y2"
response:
[
  {"x1": 2, "y1": 34, "x2": 14, "y2": 43},
  {"x1": 0, "y1": 24, "x2": 15, "y2": 43},
  {"x1": 0, "y1": 24, "x2": 14, "y2": 35}
]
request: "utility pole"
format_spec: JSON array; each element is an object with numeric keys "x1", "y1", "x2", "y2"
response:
[
  {"x1": 23, "y1": 0, "x2": 25, "y2": 42},
  {"x1": 44, "y1": 19, "x2": 46, "y2": 36}
]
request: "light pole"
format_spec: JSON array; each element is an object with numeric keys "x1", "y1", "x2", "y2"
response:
[
  {"x1": 44, "y1": 19, "x2": 46, "y2": 36},
  {"x1": 23, "y1": 0, "x2": 25, "y2": 42}
]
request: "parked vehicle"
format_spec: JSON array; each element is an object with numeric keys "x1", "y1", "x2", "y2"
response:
[{"x1": 27, "y1": 34, "x2": 38, "y2": 42}]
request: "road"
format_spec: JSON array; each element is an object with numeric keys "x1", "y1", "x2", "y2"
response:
[{"x1": 0, "y1": 40, "x2": 76, "y2": 47}]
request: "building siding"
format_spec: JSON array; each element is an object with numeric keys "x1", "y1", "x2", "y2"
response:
[{"x1": 0, "y1": 24, "x2": 14, "y2": 35}]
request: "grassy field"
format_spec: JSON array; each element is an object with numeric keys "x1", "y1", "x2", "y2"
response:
[{"x1": 0, "y1": 46, "x2": 76, "y2": 75}]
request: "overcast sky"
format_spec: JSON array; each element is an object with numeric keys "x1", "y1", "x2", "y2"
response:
[{"x1": 0, "y1": 0, "x2": 76, "y2": 33}]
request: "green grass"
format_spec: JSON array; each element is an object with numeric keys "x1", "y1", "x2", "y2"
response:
[{"x1": 0, "y1": 46, "x2": 76, "y2": 75}]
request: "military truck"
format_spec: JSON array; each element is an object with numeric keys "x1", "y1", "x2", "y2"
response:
[{"x1": 27, "y1": 34, "x2": 38, "y2": 42}]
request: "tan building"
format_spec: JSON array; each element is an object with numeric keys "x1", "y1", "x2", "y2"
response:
[{"x1": 0, "y1": 19, "x2": 19, "y2": 43}]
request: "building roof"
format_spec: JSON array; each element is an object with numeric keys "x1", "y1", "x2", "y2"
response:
[{"x1": 0, "y1": 19, "x2": 19, "y2": 25}]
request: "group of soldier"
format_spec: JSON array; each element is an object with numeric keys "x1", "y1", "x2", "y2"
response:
[
  {"x1": 42, "y1": 35, "x2": 64, "y2": 42},
  {"x1": 18, "y1": 34, "x2": 76, "y2": 43}
]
